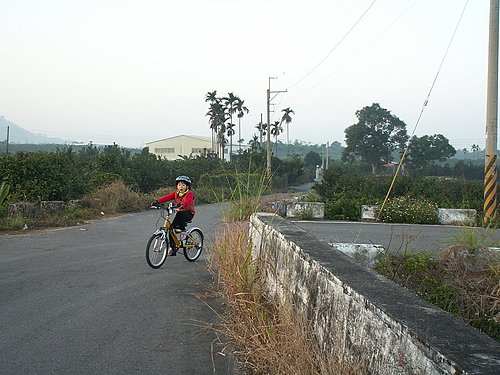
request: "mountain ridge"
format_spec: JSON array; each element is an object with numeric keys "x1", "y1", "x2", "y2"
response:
[{"x1": 0, "y1": 116, "x2": 69, "y2": 144}]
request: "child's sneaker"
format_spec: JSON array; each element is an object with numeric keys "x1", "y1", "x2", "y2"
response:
[{"x1": 167, "y1": 248, "x2": 174, "y2": 256}]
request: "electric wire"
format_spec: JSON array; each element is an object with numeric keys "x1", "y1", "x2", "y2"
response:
[
  {"x1": 378, "y1": 0, "x2": 471, "y2": 217},
  {"x1": 283, "y1": 0, "x2": 421, "y2": 104},
  {"x1": 286, "y1": 0, "x2": 378, "y2": 90}
]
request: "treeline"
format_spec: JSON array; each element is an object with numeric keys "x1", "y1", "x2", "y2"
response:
[{"x1": 0, "y1": 144, "x2": 306, "y2": 204}]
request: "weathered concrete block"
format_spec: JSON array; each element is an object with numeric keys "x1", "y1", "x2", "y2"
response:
[
  {"x1": 329, "y1": 242, "x2": 384, "y2": 268},
  {"x1": 270, "y1": 199, "x2": 289, "y2": 217},
  {"x1": 286, "y1": 201, "x2": 324, "y2": 219},
  {"x1": 250, "y1": 213, "x2": 499, "y2": 375},
  {"x1": 67, "y1": 199, "x2": 92, "y2": 208},
  {"x1": 8, "y1": 202, "x2": 38, "y2": 218},
  {"x1": 40, "y1": 201, "x2": 65, "y2": 214},
  {"x1": 361, "y1": 205, "x2": 379, "y2": 221},
  {"x1": 438, "y1": 208, "x2": 477, "y2": 225}
]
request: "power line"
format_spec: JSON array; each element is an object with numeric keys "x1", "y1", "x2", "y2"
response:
[
  {"x1": 379, "y1": 0, "x2": 471, "y2": 217},
  {"x1": 286, "y1": 0, "x2": 378, "y2": 90},
  {"x1": 408, "y1": 0, "x2": 470, "y2": 138},
  {"x1": 284, "y1": 0, "x2": 421, "y2": 103}
]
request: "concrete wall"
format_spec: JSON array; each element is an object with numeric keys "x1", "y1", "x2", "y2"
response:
[
  {"x1": 361, "y1": 205, "x2": 477, "y2": 225},
  {"x1": 286, "y1": 201, "x2": 324, "y2": 219},
  {"x1": 250, "y1": 213, "x2": 499, "y2": 375},
  {"x1": 270, "y1": 198, "x2": 324, "y2": 219}
]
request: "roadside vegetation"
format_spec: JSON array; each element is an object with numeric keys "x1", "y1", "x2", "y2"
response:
[
  {"x1": 209, "y1": 221, "x2": 368, "y2": 375},
  {"x1": 314, "y1": 164, "x2": 484, "y2": 223},
  {"x1": 376, "y1": 226, "x2": 500, "y2": 341}
]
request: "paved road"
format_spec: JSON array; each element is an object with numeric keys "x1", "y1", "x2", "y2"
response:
[
  {"x1": 294, "y1": 220, "x2": 500, "y2": 254},
  {"x1": 0, "y1": 203, "x2": 236, "y2": 375}
]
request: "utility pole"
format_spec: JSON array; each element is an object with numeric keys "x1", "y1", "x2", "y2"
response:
[
  {"x1": 485, "y1": 0, "x2": 499, "y2": 223},
  {"x1": 326, "y1": 141, "x2": 329, "y2": 170},
  {"x1": 266, "y1": 77, "x2": 287, "y2": 178},
  {"x1": 6, "y1": 126, "x2": 9, "y2": 154}
]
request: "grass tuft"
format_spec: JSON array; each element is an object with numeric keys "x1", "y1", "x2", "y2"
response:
[{"x1": 208, "y1": 222, "x2": 368, "y2": 374}]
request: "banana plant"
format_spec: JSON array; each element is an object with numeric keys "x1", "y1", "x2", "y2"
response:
[{"x1": 0, "y1": 182, "x2": 10, "y2": 205}]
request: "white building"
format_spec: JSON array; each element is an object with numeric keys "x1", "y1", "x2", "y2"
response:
[
  {"x1": 146, "y1": 134, "x2": 250, "y2": 160},
  {"x1": 145, "y1": 135, "x2": 212, "y2": 160}
]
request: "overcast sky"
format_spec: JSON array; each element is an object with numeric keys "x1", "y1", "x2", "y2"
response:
[{"x1": 0, "y1": 0, "x2": 491, "y2": 150}]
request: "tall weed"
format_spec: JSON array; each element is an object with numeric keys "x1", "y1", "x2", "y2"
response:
[{"x1": 208, "y1": 222, "x2": 368, "y2": 374}]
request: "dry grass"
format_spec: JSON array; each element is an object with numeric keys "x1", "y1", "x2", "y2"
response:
[
  {"x1": 89, "y1": 180, "x2": 148, "y2": 212},
  {"x1": 441, "y1": 245, "x2": 500, "y2": 328},
  {"x1": 208, "y1": 222, "x2": 367, "y2": 374}
]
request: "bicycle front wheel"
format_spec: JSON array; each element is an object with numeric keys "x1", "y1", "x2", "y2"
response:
[
  {"x1": 146, "y1": 232, "x2": 168, "y2": 269},
  {"x1": 183, "y1": 228, "x2": 203, "y2": 262}
]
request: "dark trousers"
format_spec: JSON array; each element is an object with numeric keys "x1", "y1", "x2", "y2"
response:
[{"x1": 171, "y1": 210, "x2": 194, "y2": 231}]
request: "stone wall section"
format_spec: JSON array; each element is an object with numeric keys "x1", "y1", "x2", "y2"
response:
[{"x1": 250, "y1": 213, "x2": 499, "y2": 375}]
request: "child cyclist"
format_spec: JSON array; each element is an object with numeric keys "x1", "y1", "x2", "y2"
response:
[{"x1": 151, "y1": 175, "x2": 195, "y2": 256}]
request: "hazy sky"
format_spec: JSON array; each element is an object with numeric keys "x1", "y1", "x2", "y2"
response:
[{"x1": 0, "y1": 0, "x2": 491, "y2": 150}]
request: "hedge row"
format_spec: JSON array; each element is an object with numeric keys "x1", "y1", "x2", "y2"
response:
[{"x1": 314, "y1": 165, "x2": 483, "y2": 221}]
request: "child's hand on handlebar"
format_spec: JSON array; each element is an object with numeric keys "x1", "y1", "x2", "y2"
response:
[{"x1": 150, "y1": 200, "x2": 162, "y2": 209}]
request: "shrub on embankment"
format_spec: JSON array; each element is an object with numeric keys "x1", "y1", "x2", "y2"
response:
[{"x1": 314, "y1": 165, "x2": 483, "y2": 222}]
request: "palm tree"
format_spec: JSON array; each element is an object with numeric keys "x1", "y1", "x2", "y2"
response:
[
  {"x1": 280, "y1": 107, "x2": 294, "y2": 156},
  {"x1": 249, "y1": 134, "x2": 259, "y2": 152},
  {"x1": 270, "y1": 120, "x2": 282, "y2": 156},
  {"x1": 226, "y1": 123, "x2": 236, "y2": 160},
  {"x1": 223, "y1": 93, "x2": 239, "y2": 161},
  {"x1": 205, "y1": 91, "x2": 219, "y2": 153},
  {"x1": 471, "y1": 144, "x2": 480, "y2": 160},
  {"x1": 255, "y1": 121, "x2": 266, "y2": 149},
  {"x1": 205, "y1": 99, "x2": 225, "y2": 157},
  {"x1": 235, "y1": 98, "x2": 249, "y2": 153}
]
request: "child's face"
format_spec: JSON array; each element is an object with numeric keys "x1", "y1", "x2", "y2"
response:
[{"x1": 177, "y1": 181, "x2": 188, "y2": 192}]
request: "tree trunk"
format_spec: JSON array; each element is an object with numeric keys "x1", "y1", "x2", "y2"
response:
[{"x1": 371, "y1": 163, "x2": 378, "y2": 175}]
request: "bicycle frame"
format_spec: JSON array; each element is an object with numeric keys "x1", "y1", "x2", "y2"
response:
[{"x1": 153, "y1": 204, "x2": 201, "y2": 250}]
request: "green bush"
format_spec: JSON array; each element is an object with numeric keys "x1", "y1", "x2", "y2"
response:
[
  {"x1": 315, "y1": 165, "x2": 482, "y2": 221},
  {"x1": 324, "y1": 196, "x2": 363, "y2": 221},
  {"x1": 379, "y1": 196, "x2": 438, "y2": 224}
]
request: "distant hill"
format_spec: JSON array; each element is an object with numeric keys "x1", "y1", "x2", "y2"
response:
[{"x1": 0, "y1": 116, "x2": 69, "y2": 144}]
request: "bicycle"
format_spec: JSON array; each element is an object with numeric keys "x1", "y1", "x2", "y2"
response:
[{"x1": 146, "y1": 202, "x2": 204, "y2": 269}]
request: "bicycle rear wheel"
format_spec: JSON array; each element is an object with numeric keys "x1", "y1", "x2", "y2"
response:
[
  {"x1": 183, "y1": 228, "x2": 203, "y2": 262},
  {"x1": 146, "y1": 232, "x2": 168, "y2": 268}
]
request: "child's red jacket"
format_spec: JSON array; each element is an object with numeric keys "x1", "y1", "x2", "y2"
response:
[{"x1": 158, "y1": 190, "x2": 195, "y2": 214}]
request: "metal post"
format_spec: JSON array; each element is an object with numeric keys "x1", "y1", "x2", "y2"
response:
[
  {"x1": 485, "y1": 0, "x2": 499, "y2": 223},
  {"x1": 266, "y1": 84, "x2": 271, "y2": 178},
  {"x1": 6, "y1": 126, "x2": 9, "y2": 154}
]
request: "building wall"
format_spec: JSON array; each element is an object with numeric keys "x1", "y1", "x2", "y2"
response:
[{"x1": 145, "y1": 135, "x2": 212, "y2": 160}]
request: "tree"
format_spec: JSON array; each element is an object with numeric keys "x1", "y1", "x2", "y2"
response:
[
  {"x1": 205, "y1": 99, "x2": 226, "y2": 158},
  {"x1": 304, "y1": 151, "x2": 322, "y2": 167},
  {"x1": 205, "y1": 91, "x2": 218, "y2": 153},
  {"x1": 270, "y1": 121, "x2": 283, "y2": 156},
  {"x1": 248, "y1": 134, "x2": 259, "y2": 152},
  {"x1": 471, "y1": 144, "x2": 480, "y2": 160},
  {"x1": 226, "y1": 123, "x2": 236, "y2": 160},
  {"x1": 223, "y1": 93, "x2": 238, "y2": 161},
  {"x1": 235, "y1": 98, "x2": 249, "y2": 153},
  {"x1": 255, "y1": 121, "x2": 266, "y2": 149},
  {"x1": 280, "y1": 107, "x2": 294, "y2": 156},
  {"x1": 407, "y1": 134, "x2": 456, "y2": 172},
  {"x1": 342, "y1": 103, "x2": 408, "y2": 175}
]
